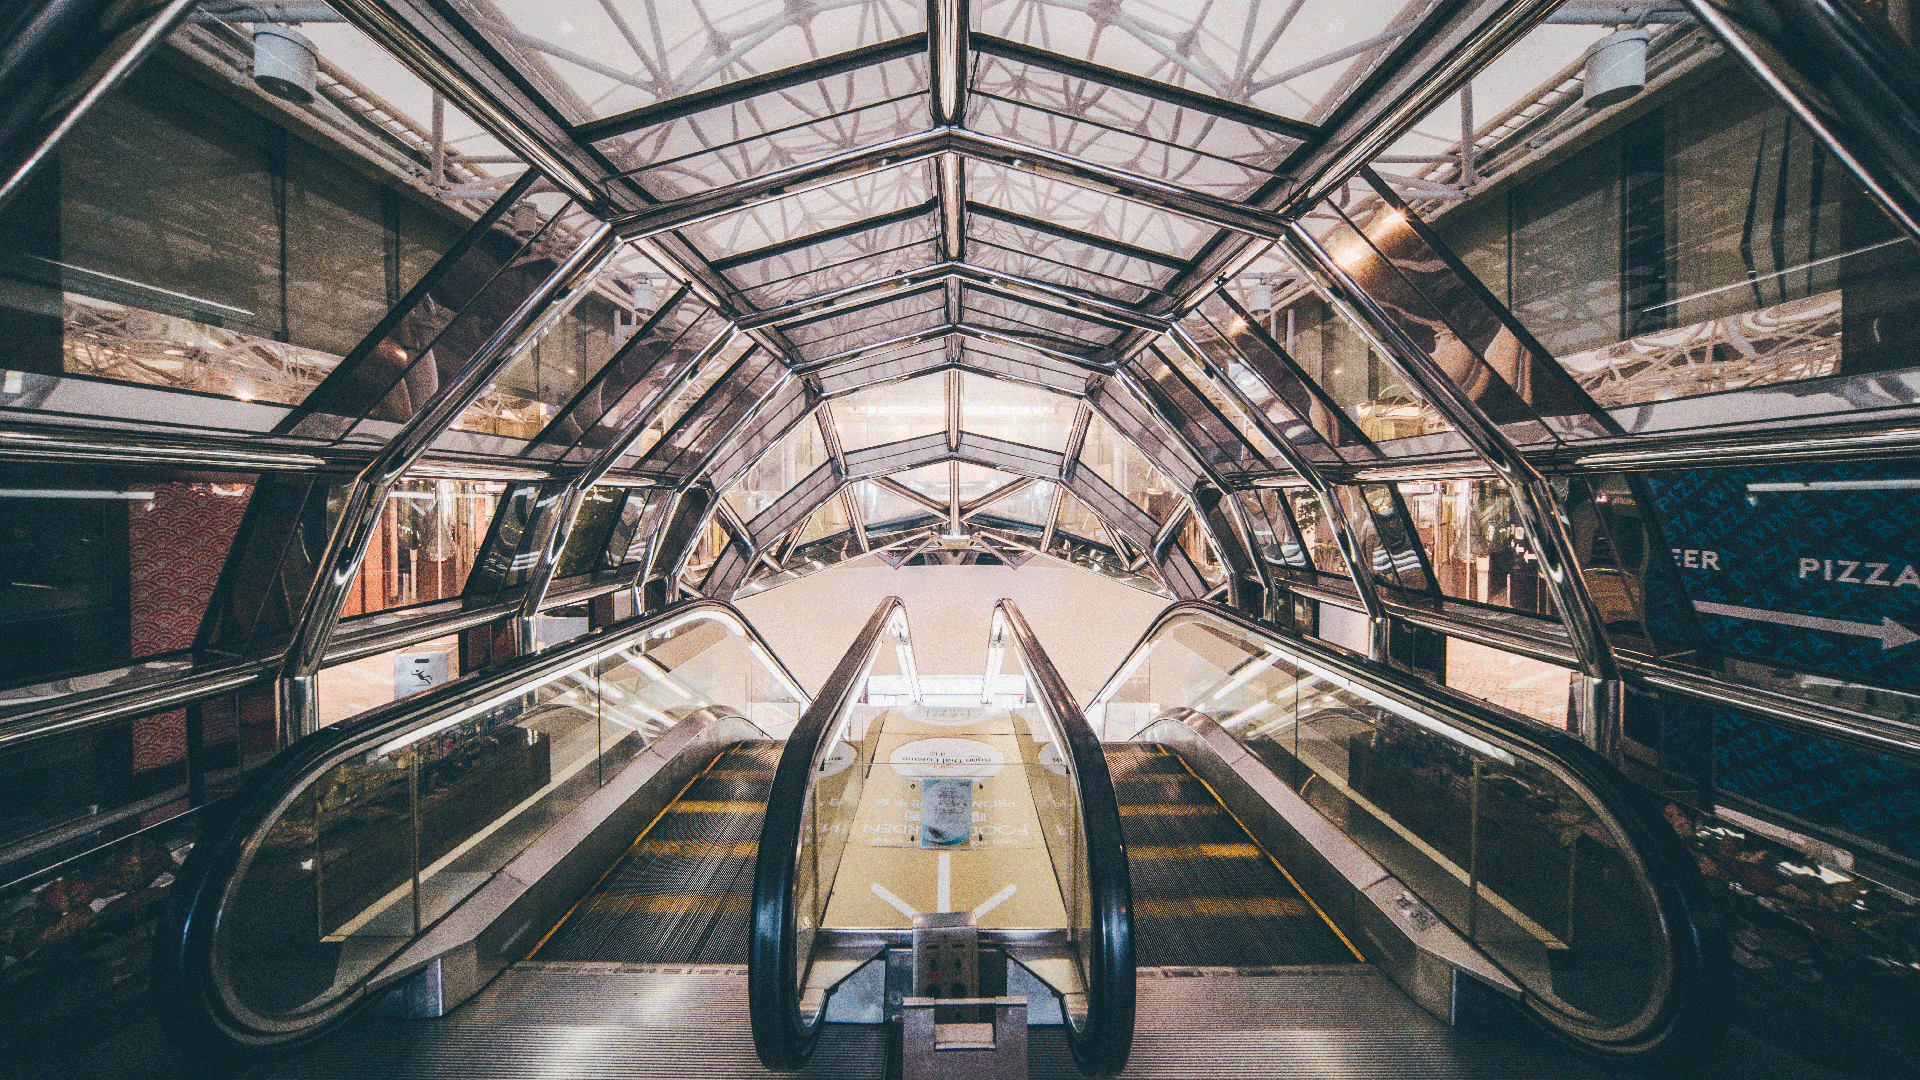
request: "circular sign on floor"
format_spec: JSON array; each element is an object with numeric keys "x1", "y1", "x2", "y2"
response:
[
  {"x1": 906, "y1": 705, "x2": 985, "y2": 728},
  {"x1": 818, "y1": 740, "x2": 858, "y2": 777},
  {"x1": 1038, "y1": 742, "x2": 1068, "y2": 777},
  {"x1": 889, "y1": 737, "x2": 1004, "y2": 778}
]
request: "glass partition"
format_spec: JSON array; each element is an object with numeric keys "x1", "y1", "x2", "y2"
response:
[
  {"x1": 1093, "y1": 607, "x2": 1673, "y2": 1042},
  {"x1": 201, "y1": 604, "x2": 802, "y2": 1035}
]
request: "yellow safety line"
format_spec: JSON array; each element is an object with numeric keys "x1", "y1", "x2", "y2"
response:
[
  {"x1": 525, "y1": 748, "x2": 733, "y2": 959},
  {"x1": 1170, "y1": 753, "x2": 1368, "y2": 964}
]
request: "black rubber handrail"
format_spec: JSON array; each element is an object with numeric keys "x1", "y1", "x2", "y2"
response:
[
  {"x1": 749, "y1": 596, "x2": 905, "y2": 1070},
  {"x1": 994, "y1": 599, "x2": 1135, "y2": 1077},
  {"x1": 154, "y1": 599, "x2": 801, "y2": 1061},
  {"x1": 1103, "y1": 601, "x2": 1726, "y2": 1067}
]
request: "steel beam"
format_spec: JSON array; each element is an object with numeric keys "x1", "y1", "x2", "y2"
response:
[
  {"x1": 1285, "y1": 223, "x2": 1623, "y2": 750},
  {"x1": 277, "y1": 222, "x2": 620, "y2": 737}
]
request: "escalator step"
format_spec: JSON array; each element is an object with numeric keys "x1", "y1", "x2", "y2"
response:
[
  {"x1": 530, "y1": 742, "x2": 778, "y2": 965},
  {"x1": 1104, "y1": 744, "x2": 1360, "y2": 968}
]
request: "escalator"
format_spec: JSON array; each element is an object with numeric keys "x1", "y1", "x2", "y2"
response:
[
  {"x1": 151, "y1": 595, "x2": 1723, "y2": 1079},
  {"x1": 1086, "y1": 602, "x2": 1726, "y2": 1071},
  {"x1": 1103, "y1": 743, "x2": 1358, "y2": 968},
  {"x1": 530, "y1": 742, "x2": 779, "y2": 964}
]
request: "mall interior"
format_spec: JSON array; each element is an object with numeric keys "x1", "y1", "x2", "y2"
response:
[{"x1": 3, "y1": 0, "x2": 1919, "y2": 1077}]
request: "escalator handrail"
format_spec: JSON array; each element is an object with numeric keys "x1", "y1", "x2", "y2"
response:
[
  {"x1": 155, "y1": 598, "x2": 802, "y2": 1053},
  {"x1": 749, "y1": 595, "x2": 906, "y2": 1071},
  {"x1": 1099, "y1": 601, "x2": 1723, "y2": 1059},
  {"x1": 994, "y1": 600, "x2": 1135, "y2": 1077}
]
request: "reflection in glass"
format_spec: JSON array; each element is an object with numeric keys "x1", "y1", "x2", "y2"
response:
[
  {"x1": 1396, "y1": 479, "x2": 1551, "y2": 617},
  {"x1": 213, "y1": 608, "x2": 802, "y2": 1026},
  {"x1": 342, "y1": 479, "x2": 506, "y2": 618},
  {"x1": 1093, "y1": 610, "x2": 1666, "y2": 1032},
  {"x1": 1078, "y1": 412, "x2": 1179, "y2": 523},
  {"x1": 832, "y1": 375, "x2": 949, "y2": 451}
]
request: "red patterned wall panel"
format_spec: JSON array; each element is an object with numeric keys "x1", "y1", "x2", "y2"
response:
[{"x1": 127, "y1": 483, "x2": 252, "y2": 773}]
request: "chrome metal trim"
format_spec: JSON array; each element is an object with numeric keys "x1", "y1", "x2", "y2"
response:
[
  {"x1": 0, "y1": 0, "x2": 198, "y2": 212},
  {"x1": 1636, "y1": 661, "x2": 1920, "y2": 758},
  {"x1": 0, "y1": 430, "x2": 327, "y2": 471},
  {"x1": 1352, "y1": 462, "x2": 1497, "y2": 482},
  {"x1": 1574, "y1": 426, "x2": 1920, "y2": 470},
  {"x1": 1284, "y1": 225, "x2": 1623, "y2": 735},
  {"x1": 406, "y1": 461, "x2": 555, "y2": 481},
  {"x1": 930, "y1": 0, "x2": 969, "y2": 128},
  {"x1": 0, "y1": 661, "x2": 272, "y2": 750},
  {"x1": 278, "y1": 223, "x2": 621, "y2": 737}
]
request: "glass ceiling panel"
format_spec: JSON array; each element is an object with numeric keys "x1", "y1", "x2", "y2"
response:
[
  {"x1": 794, "y1": 494, "x2": 854, "y2": 545},
  {"x1": 1153, "y1": 337, "x2": 1281, "y2": 459},
  {"x1": 783, "y1": 286, "x2": 949, "y2": 361},
  {"x1": 674, "y1": 159, "x2": 934, "y2": 261},
  {"x1": 445, "y1": 0, "x2": 925, "y2": 123},
  {"x1": 817, "y1": 338, "x2": 950, "y2": 395},
  {"x1": 959, "y1": 288, "x2": 1123, "y2": 354},
  {"x1": 973, "y1": 478, "x2": 1056, "y2": 527},
  {"x1": 544, "y1": 292, "x2": 731, "y2": 461},
  {"x1": 615, "y1": 332, "x2": 754, "y2": 467},
  {"x1": 832, "y1": 374, "x2": 948, "y2": 450},
  {"x1": 888, "y1": 462, "x2": 954, "y2": 505},
  {"x1": 968, "y1": 97, "x2": 1271, "y2": 199},
  {"x1": 957, "y1": 339, "x2": 1089, "y2": 395},
  {"x1": 1080, "y1": 410, "x2": 1179, "y2": 523},
  {"x1": 959, "y1": 372, "x2": 1075, "y2": 452},
  {"x1": 1050, "y1": 489, "x2": 1111, "y2": 547},
  {"x1": 973, "y1": 0, "x2": 1438, "y2": 123},
  {"x1": 447, "y1": 243, "x2": 665, "y2": 441},
  {"x1": 972, "y1": 53, "x2": 1301, "y2": 175},
  {"x1": 855, "y1": 477, "x2": 936, "y2": 528},
  {"x1": 598, "y1": 55, "x2": 930, "y2": 200},
  {"x1": 967, "y1": 214, "x2": 1176, "y2": 304},
  {"x1": 723, "y1": 410, "x2": 831, "y2": 525},
  {"x1": 952, "y1": 462, "x2": 1011, "y2": 505},
  {"x1": 966, "y1": 160, "x2": 1216, "y2": 259},
  {"x1": 727, "y1": 215, "x2": 939, "y2": 306}
]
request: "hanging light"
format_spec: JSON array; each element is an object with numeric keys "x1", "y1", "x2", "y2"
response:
[{"x1": 630, "y1": 276, "x2": 657, "y2": 314}]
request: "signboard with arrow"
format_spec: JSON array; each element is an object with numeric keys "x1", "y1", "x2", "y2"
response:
[{"x1": 1642, "y1": 461, "x2": 1920, "y2": 693}]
